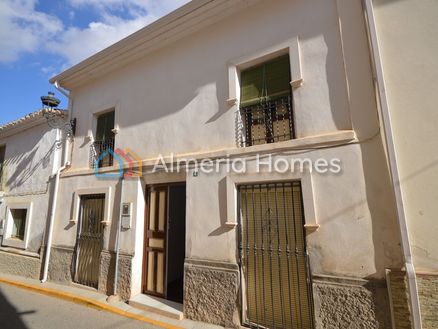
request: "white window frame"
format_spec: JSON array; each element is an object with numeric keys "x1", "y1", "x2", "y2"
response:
[
  {"x1": 86, "y1": 103, "x2": 120, "y2": 142},
  {"x1": 225, "y1": 170, "x2": 319, "y2": 231},
  {"x1": 227, "y1": 37, "x2": 303, "y2": 107},
  {"x1": 71, "y1": 187, "x2": 113, "y2": 226},
  {"x1": 3, "y1": 202, "x2": 33, "y2": 249}
]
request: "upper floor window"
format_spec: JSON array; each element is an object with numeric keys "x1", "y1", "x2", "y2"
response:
[
  {"x1": 239, "y1": 55, "x2": 294, "y2": 147},
  {"x1": 90, "y1": 111, "x2": 115, "y2": 168},
  {"x1": 0, "y1": 145, "x2": 5, "y2": 190}
]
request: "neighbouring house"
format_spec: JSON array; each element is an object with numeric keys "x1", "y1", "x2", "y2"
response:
[
  {"x1": 0, "y1": 109, "x2": 67, "y2": 279},
  {"x1": 34, "y1": 0, "x2": 434, "y2": 328},
  {"x1": 370, "y1": 1, "x2": 438, "y2": 328}
]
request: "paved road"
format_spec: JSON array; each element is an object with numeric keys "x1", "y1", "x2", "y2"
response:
[{"x1": 0, "y1": 283, "x2": 158, "y2": 329}]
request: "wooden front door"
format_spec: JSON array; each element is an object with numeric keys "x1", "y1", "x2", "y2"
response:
[{"x1": 143, "y1": 186, "x2": 168, "y2": 297}]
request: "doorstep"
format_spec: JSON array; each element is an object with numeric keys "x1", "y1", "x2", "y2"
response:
[{"x1": 130, "y1": 294, "x2": 183, "y2": 320}]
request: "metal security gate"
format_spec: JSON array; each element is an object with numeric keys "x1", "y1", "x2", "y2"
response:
[
  {"x1": 75, "y1": 194, "x2": 105, "y2": 288},
  {"x1": 238, "y1": 182, "x2": 314, "y2": 329}
]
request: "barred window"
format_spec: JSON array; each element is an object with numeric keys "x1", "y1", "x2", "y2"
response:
[{"x1": 239, "y1": 55, "x2": 295, "y2": 147}]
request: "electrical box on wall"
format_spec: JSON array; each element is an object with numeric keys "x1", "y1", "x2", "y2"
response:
[{"x1": 121, "y1": 202, "x2": 132, "y2": 230}]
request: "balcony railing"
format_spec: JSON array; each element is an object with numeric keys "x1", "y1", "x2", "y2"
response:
[
  {"x1": 90, "y1": 138, "x2": 115, "y2": 169},
  {"x1": 237, "y1": 95, "x2": 295, "y2": 147}
]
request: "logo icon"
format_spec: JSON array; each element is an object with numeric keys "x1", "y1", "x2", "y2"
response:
[{"x1": 95, "y1": 148, "x2": 142, "y2": 179}]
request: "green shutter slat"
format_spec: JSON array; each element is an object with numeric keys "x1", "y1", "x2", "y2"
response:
[
  {"x1": 240, "y1": 65, "x2": 264, "y2": 107},
  {"x1": 265, "y1": 55, "x2": 291, "y2": 101},
  {"x1": 240, "y1": 55, "x2": 291, "y2": 107}
]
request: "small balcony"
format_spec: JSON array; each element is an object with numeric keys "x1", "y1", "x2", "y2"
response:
[
  {"x1": 236, "y1": 95, "x2": 295, "y2": 147},
  {"x1": 90, "y1": 138, "x2": 115, "y2": 169}
]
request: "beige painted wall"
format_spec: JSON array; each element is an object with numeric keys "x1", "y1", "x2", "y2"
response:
[{"x1": 374, "y1": 0, "x2": 438, "y2": 272}]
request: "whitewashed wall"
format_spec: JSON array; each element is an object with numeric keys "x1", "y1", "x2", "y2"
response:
[
  {"x1": 374, "y1": 0, "x2": 438, "y2": 273},
  {"x1": 0, "y1": 122, "x2": 60, "y2": 252},
  {"x1": 53, "y1": 0, "x2": 403, "y2": 286}
]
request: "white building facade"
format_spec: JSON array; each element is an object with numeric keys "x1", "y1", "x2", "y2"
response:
[
  {"x1": 0, "y1": 109, "x2": 66, "y2": 279},
  {"x1": 43, "y1": 0, "x2": 419, "y2": 328}
]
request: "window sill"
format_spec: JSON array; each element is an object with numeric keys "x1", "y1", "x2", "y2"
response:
[
  {"x1": 0, "y1": 246, "x2": 39, "y2": 258},
  {"x1": 236, "y1": 130, "x2": 356, "y2": 156},
  {"x1": 2, "y1": 238, "x2": 26, "y2": 250}
]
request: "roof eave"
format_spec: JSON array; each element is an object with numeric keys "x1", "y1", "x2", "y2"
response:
[
  {"x1": 49, "y1": 0, "x2": 261, "y2": 89},
  {"x1": 0, "y1": 109, "x2": 67, "y2": 139}
]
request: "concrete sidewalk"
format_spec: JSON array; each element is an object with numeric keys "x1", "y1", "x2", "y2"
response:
[{"x1": 0, "y1": 273, "x2": 222, "y2": 329}]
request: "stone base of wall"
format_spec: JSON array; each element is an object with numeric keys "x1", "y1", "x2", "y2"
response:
[
  {"x1": 313, "y1": 275, "x2": 392, "y2": 329},
  {"x1": 48, "y1": 245, "x2": 75, "y2": 283},
  {"x1": 98, "y1": 250, "x2": 132, "y2": 301},
  {"x1": 0, "y1": 249, "x2": 41, "y2": 279},
  {"x1": 417, "y1": 272, "x2": 438, "y2": 329},
  {"x1": 48, "y1": 246, "x2": 132, "y2": 300},
  {"x1": 388, "y1": 270, "x2": 412, "y2": 329},
  {"x1": 183, "y1": 259, "x2": 240, "y2": 328}
]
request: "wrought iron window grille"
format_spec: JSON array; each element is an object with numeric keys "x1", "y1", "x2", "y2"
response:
[
  {"x1": 237, "y1": 95, "x2": 295, "y2": 148},
  {"x1": 89, "y1": 138, "x2": 115, "y2": 169}
]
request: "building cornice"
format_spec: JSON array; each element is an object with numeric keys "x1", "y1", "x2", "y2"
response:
[{"x1": 49, "y1": 0, "x2": 262, "y2": 89}]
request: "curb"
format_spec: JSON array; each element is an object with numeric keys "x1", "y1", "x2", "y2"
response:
[{"x1": 0, "y1": 277, "x2": 182, "y2": 329}]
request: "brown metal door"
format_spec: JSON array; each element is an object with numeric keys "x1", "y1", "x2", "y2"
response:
[
  {"x1": 239, "y1": 182, "x2": 314, "y2": 329},
  {"x1": 143, "y1": 186, "x2": 167, "y2": 297},
  {"x1": 75, "y1": 194, "x2": 105, "y2": 288}
]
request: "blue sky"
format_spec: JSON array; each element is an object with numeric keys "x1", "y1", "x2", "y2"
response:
[{"x1": 0, "y1": 0, "x2": 190, "y2": 125}]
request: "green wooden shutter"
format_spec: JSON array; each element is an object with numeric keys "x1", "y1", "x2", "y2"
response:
[
  {"x1": 96, "y1": 111, "x2": 115, "y2": 141},
  {"x1": 240, "y1": 65, "x2": 264, "y2": 107},
  {"x1": 0, "y1": 146, "x2": 5, "y2": 188},
  {"x1": 240, "y1": 55, "x2": 291, "y2": 107},
  {"x1": 265, "y1": 55, "x2": 291, "y2": 101},
  {"x1": 0, "y1": 146, "x2": 5, "y2": 166}
]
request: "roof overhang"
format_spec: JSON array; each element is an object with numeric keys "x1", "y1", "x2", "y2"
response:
[
  {"x1": 0, "y1": 109, "x2": 67, "y2": 139},
  {"x1": 50, "y1": 0, "x2": 262, "y2": 90}
]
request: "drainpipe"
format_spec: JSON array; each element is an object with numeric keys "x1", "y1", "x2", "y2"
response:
[
  {"x1": 108, "y1": 176, "x2": 124, "y2": 302},
  {"x1": 54, "y1": 81, "x2": 70, "y2": 99},
  {"x1": 41, "y1": 130, "x2": 71, "y2": 282},
  {"x1": 362, "y1": 1, "x2": 422, "y2": 328},
  {"x1": 41, "y1": 81, "x2": 73, "y2": 283},
  {"x1": 41, "y1": 159, "x2": 70, "y2": 282}
]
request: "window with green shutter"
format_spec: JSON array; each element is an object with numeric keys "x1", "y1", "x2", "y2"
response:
[
  {"x1": 95, "y1": 111, "x2": 115, "y2": 142},
  {"x1": 0, "y1": 145, "x2": 5, "y2": 190},
  {"x1": 239, "y1": 55, "x2": 294, "y2": 147},
  {"x1": 92, "y1": 111, "x2": 115, "y2": 168}
]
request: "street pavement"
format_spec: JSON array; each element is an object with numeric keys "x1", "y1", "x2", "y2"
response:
[{"x1": 0, "y1": 283, "x2": 160, "y2": 329}]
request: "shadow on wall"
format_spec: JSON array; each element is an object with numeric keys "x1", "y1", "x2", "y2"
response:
[
  {"x1": 209, "y1": 177, "x2": 234, "y2": 236},
  {"x1": 361, "y1": 137, "x2": 404, "y2": 275},
  {"x1": 5, "y1": 142, "x2": 56, "y2": 191},
  {"x1": 104, "y1": 179, "x2": 122, "y2": 255},
  {"x1": 92, "y1": 0, "x2": 356, "y2": 146},
  {"x1": 0, "y1": 286, "x2": 33, "y2": 329}
]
